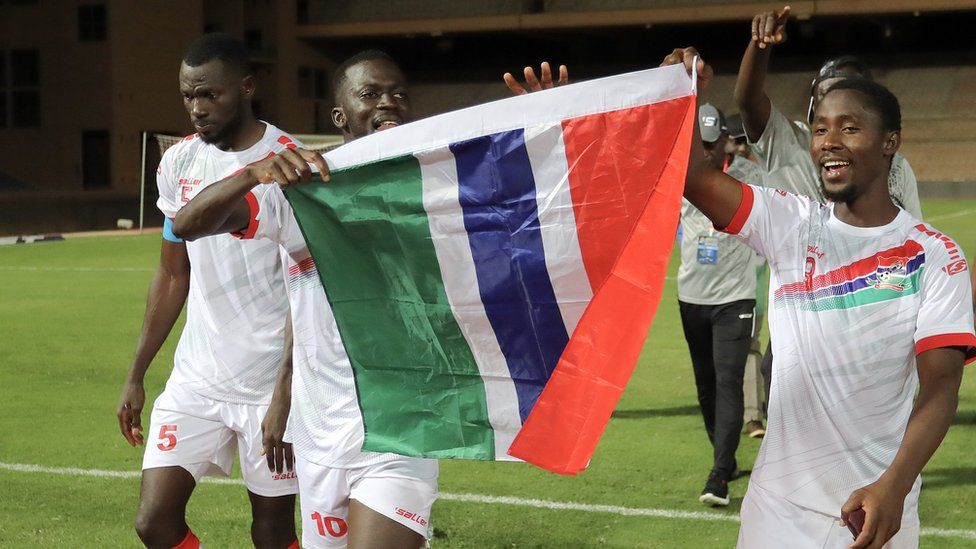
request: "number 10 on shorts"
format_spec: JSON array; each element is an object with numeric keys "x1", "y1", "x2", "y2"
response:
[
  {"x1": 156, "y1": 425, "x2": 177, "y2": 451},
  {"x1": 311, "y1": 512, "x2": 347, "y2": 538}
]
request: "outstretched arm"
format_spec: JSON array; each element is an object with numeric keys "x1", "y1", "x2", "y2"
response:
[
  {"x1": 661, "y1": 47, "x2": 743, "y2": 229},
  {"x1": 117, "y1": 239, "x2": 191, "y2": 447},
  {"x1": 173, "y1": 148, "x2": 328, "y2": 240},
  {"x1": 841, "y1": 347, "x2": 965, "y2": 549},
  {"x1": 734, "y1": 6, "x2": 791, "y2": 143}
]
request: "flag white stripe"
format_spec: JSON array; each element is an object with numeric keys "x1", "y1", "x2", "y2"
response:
[
  {"x1": 325, "y1": 64, "x2": 694, "y2": 171},
  {"x1": 417, "y1": 149, "x2": 523, "y2": 460},
  {"x1": 523, "y1": 123, "x2": 594, "y2": 335}
]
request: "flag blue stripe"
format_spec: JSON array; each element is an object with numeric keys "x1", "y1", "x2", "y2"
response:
[{"x1": 450, "y1": 129, "x2": 570, "y2": 423}]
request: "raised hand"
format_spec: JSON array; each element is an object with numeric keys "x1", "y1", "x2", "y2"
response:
[
  {"x1": 752, "y1": 5, "x2": 791, "y2": 49},
  {"x1": 246, "y1": 148, "x2": 329, "y2": 188},
  {"x1": 660, "y1": 47, "x2": 714, "y2": 92},
  {"x1": 503, "y1": 61, "x2": 569, "y2": 95}
]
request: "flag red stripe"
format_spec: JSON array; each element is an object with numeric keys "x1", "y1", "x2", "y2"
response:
[{"x1": 509, "y1": 95, "x2": 695, "y2": 474}]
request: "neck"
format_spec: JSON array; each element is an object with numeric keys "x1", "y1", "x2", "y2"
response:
[
  {"x1": 831, "y1": 175, "x2": 900, "y2": 228},
  {"x1": 215, "y1": 114, "x2": 264, "y2": 152}
]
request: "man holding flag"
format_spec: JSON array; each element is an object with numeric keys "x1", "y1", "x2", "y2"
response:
[
  {"x1": 176, "y1": 46, "x2": 699, "y2": 546},
  {"x1": 670, "y1": 47, "x2": 974, "y2": 548}
]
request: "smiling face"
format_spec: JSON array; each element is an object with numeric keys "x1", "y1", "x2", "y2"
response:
[
  {"x1": 178, "y1": 59, "x2": 253, "y2": 147},
  {"x1": 810, "y1": 88, "x2": 899, "y2": 203},
  {"x1": 331, "y1": 59, "x2": 412, "y2": 142}
]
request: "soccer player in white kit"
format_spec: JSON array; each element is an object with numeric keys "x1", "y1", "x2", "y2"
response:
[
  {"x1": 666, "y1": 48, "x2": 975, "y2": 549},
  {"x1": 172, "y1": 51, "x2": 437, "y2": 549},
  {"x1": 116, "y1": 33, "x2": 299, "y2": 549}
]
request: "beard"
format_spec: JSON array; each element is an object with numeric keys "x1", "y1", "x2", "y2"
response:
[{"x1": 819, "y1": 178, "x2": 858, "y2": 203}]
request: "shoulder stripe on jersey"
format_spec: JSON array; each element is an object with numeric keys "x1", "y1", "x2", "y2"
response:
[{"x1": 716, "y1": 181, "x2": 754, "y2": 235}]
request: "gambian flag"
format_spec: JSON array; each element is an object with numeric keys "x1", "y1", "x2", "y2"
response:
[{"x1": 284, "y1": 63, "x2": 696, "y2": 475}]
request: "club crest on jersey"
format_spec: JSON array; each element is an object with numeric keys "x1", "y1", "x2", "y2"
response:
[{"x1": 870, "y1": 256, "x2": 912, "y2": 292}]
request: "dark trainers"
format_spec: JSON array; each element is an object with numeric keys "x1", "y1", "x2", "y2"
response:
[
  {"x1": 745, "y1": 420, "x2": 766, "y2": 439},
  {"x1": 699, "y1": 472, "x2": 730, "y2": 506}
]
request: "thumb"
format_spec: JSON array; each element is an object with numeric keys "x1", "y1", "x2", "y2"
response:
[{"x1": 840, "y1": 493, "x2": 863, "y2": 523}]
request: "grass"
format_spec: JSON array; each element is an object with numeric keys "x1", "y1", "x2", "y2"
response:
[{"x1": 1, "y1": 199, "x2": 975, "y2": 547}]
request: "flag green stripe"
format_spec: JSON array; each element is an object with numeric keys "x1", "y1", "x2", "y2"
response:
[{"x1": 284, "y1": 156, "x2": 494, "y2": 459}]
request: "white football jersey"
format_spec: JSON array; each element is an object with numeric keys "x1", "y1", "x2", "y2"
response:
[
  {"x1": 156, "y1": 122, "x2": 297, "y2": 405},
  {"x1": 725, "y1": 183, "x2": 976, "y2": 516}
]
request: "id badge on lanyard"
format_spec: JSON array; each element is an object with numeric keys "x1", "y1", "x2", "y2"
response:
[{"x1": 697, "y1": 236, "x2": 719, "y2": 265}]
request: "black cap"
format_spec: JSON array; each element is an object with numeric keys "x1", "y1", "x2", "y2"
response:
[{"x1": 725, "y1": 113, "x2": 746, "y2": 139}]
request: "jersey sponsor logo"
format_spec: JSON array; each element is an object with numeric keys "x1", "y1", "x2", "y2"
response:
[
  {"x1": 806, "y1": 244, "x2": 825, "y2": 259},
  {"x1": 943, "y1": 259, "x2": 968, "y2": 276},
  {"x1": 179, "y1": 178, "x2": 203, "y2": 203},
  {"x1": 395, "y1": 507, "x2": 429, "y2": 527},
  {"x1": 870, "y1": 256, "x2": 913, "y2": 292},
  {"x1": 914, "y1": 224, "x2": 963, "y2": 261},
  {"x1": 272, "y1": 471, "x2": 297, "y2": 481}
]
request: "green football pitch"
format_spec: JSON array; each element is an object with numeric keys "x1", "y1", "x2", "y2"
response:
[{"x1": 2, "y1": 199, "x2": 975, "y2": 548}]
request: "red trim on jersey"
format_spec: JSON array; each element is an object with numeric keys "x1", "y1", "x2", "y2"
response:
[
  {"x1": 916, "y1": 333, "x2": 976, "y2": 365},
  {"x1": 717, "y1": 182, "x2": 754, "y2": 235},
  {"x1": 286, "y1": 540, "x2": 300, "y2": 549},
  {"x1": 171, "y1": 529, "x2": 200, "y2": 549},
  {"x1": 278, "y1": 135, "x2": 298, "y2": 149},
  {"x1": 231, "y1": 191, "x2": 260, "y2": 240}
]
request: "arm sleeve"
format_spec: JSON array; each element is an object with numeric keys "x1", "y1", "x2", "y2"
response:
[
  {"x1": 233, "y1": 184, "x2": 294, "y2": 245},
  {"x1": 914, "y1": 236, "x2": 976, "y2": 363},
  {"x1": 890, "y1": 154, "x2": 923, "y2": 220},
  {"x1": 719, "y1": 183, "x2": 812, "y2": 264},
  {"x1": 155, "y1": 148, "x2": 180, "y2": 219}
]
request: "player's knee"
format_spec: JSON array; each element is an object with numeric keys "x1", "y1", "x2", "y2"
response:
[
  {"x1": 250, "y1": 515, "x2": 294, "y2": 549},
  {"x1": 134, "y1": 507, "x2": 182, "y2": 547}
]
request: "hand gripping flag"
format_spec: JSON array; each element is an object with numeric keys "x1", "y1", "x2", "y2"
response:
[{"x1": 284, "y1": 63, "x2": 696, "y2": 474}]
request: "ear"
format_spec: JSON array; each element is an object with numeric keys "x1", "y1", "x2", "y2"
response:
[
  {"x1": 331, "y1": 106, "x2": 346, "y2": 131},
  {"x1": 883, "y1": 130, "x2": 901, "y2": 157},
  {"x1": 241, "y1": 75, "x2": 256, "y2": 97}
]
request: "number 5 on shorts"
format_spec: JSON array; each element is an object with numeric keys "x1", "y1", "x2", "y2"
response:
[{"x1": 156, "y1": 424, "x2": 178, "y2": 451}]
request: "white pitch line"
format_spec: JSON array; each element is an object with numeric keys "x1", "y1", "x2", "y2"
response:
[
  {"x1": 928, "y1": 207, "x2": 976, "y2": 223},
  {"x1": 1, "y1": 462, "x2": 974, "y2": 540},
  {"x1": 0, "y1": 265, "x2": 153, "y2": 273}
]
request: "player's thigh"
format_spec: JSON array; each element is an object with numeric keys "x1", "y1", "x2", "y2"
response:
[
  {"x1": 347, "y1": 457, "x2": 438, "y2": 549},
  {"x1": 232, "y1": 402, "x2": 299, "y2": 498},
  {"x1": 294, "y1": 453, "x2": 353, "y2": 549},
  {"x1": 137, "y1": 466, "x2": 196, "y2": 520},
  {"x1": 142, "y1": 393, "x2": 237, "y2": 481}
]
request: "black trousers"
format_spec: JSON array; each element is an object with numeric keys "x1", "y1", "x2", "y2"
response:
[{"x1": 678, "y1": 299, "x2": 756, "y2": 477}]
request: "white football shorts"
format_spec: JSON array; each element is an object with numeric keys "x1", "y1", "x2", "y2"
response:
[
  {"x1": 737, "y1": 481, "x2": 920, "y2": 548},
  {"x1": 295, "y1": 452, "x2": 438, "y2": 549},
  {"x1": 142, "y1": 383, "x2": 298, "y2": 498}
]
